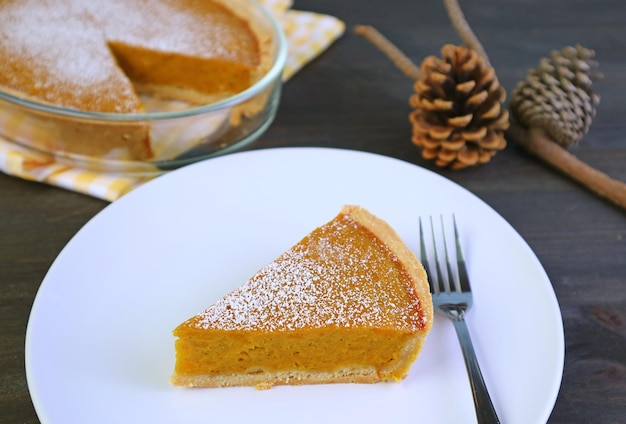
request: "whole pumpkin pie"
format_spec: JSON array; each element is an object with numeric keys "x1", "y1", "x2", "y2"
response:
[
  {"x1": 0, "y1": 0, "x2": 264, "y2": 160},
  {"x1": 171, "y1": 205, "x2": 433, "y2": 389}
]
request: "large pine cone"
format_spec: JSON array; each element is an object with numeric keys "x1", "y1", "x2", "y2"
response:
[
  {"x1": 510, "y1": 45, "x2": 601, "y2": 148},
  {"x1": 409, "y1": 44, "x2": 509, "y2": 169}
]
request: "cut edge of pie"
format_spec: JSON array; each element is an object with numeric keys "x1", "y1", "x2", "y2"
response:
[{"x1": 171, "y1": 205, "x2": 434, "y2": 389}]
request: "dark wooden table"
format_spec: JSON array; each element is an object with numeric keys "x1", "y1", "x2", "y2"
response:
[{"x1": 2, "y1": 0, "x2": 625, "y2": 422}]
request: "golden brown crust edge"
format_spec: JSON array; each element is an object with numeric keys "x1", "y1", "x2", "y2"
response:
[
  {"x1": 171, "y1": 368, "x2": 379, "y2": 389},
  {"x1": 171, "y1": 363, "x2": 411, "y2": 390},
  {"x1": 340, "y1": 205, "x2": 434, "y2": 333}
]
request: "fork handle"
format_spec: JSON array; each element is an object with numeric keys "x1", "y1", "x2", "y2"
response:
[{"x1": 452, "y1": 318, "x2": 501, "y2": 424}]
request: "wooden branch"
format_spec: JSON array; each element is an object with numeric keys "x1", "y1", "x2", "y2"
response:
[
  {"x1": 443, "y1": 0, "x2": 491, "y2": 67},
  {"x1": 508, "y1": 124, "x2": 626, "y2": 211},
  {"x1": 354, "y1": 25, "x2": 422, "y2": 80}
]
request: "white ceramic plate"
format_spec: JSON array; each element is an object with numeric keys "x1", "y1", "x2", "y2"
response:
[{"x1": 25, "y1": 147, "x2": 564, "y2": 424}]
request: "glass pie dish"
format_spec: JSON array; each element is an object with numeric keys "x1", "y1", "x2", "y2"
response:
[{"x1": 0, "y1": 0, "x2": 288, "y2": 174}]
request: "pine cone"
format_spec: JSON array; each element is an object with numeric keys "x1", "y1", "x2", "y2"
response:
[
  {"x1": 510, "y1": 45, "x2": 601, "y2": 148},
  {"x1": 409, "y1": 44, "x2": 509, "y2": 169}
]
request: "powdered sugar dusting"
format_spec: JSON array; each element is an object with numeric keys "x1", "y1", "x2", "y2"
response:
[
  {"x1": 0, "y1": 0, "x2": 135, "y2": 110},
  {"x1": 192, "y1": 214, "x2": 426, "y2": 332},
  {"x1": 0, "y1": 0, "x2": 259, "y2": 112},
  {"x1": 93, "y1": 0, "x2": 258, "y2": 63}
]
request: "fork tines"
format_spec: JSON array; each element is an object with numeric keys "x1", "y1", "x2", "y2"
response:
[{"x1": 418, "y1": 215, "x2": 471, "y2": 296}]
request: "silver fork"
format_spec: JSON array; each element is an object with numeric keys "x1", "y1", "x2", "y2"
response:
[{"x1": 419, "y1": 216, "x2": 500, "y2": 424}]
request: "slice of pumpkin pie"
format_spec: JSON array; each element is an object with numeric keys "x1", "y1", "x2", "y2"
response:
[{"x1": 171, "y1": 205, "x2": 433, "y2": 389}]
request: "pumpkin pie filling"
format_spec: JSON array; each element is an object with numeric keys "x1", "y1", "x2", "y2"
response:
[{"x1": 174, "y1": 329, "x2": 418, "y2": 377}]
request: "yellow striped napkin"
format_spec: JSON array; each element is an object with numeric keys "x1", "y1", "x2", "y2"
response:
[{"x1": 0, "y1": 0, "x2": 344, "y2": 202}]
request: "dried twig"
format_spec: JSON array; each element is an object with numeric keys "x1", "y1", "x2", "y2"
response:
[
  {"x1": 354, "y1": 25, "x2": 422, "y2": 80},
  {"x1": 509, "y1": 124, "x2": 626, "y2": 210},
  {"x1": 442, "y1": 0, "x2": 491, "y2": 66}
]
